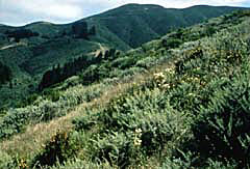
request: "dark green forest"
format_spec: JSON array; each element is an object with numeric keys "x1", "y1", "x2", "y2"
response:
[{"x1": 0, "y1": 62, "x2": 12, "y2": 85}]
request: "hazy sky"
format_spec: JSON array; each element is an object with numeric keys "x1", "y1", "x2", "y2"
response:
[{"x1": 0, "y1": 0, "x2": 250, "y2": 26}]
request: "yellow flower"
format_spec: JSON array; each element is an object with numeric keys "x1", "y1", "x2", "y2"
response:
[
  {"x1": 165, "y1": 67, "x2": 173, "y2": 72},
  {"x1": 134, "y1": 138, "x2": 142, "y2": 146},
  {"x1": 153, "y1": 72, "x2": 165, "y2": 80},
  {"x1": 135, "y1": 128, "x2": 142, "y2": 134},
  {"x1": 161, "y1": 83, "x2": 171, "y2": 89}
]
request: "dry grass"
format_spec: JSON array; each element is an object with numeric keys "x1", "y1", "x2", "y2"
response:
[
  {"x1": 0, "y1": 55, "x2": 175, "y2": 159},
  {"x1": 0, "y1": 77, "x2": 144, "y2": 158}
]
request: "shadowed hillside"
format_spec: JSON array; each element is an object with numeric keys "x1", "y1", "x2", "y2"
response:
[{"x1": 86, "y1": 4, "x2": 247, "y2": 47}]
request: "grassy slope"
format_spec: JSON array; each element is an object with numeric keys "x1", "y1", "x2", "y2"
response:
[
  {"x1": 0, "y1": 10, "x2": 250, "y2": 168},
  {"x1": 0, "y1": 4, "x2": 246, "y2": 108},
  {"x1": 0, "y1": 23, "x2": 129, "y2": 108}
]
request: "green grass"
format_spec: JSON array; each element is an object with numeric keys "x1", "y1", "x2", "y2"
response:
[
  {"x1": 0, "y1": 8, "x2": 250, "y2": 169},
  {"x1": 0, "y1": 4, "x2": 247, "y2": 109}
]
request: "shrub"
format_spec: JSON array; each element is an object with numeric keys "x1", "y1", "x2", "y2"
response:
[
  {"x1": 35, "y1": 100, "x2": 62, "y2": 122},
  {"x1": 191, "y1": 72, "x2": 250, "y2": 168},
  {"x1": 81, "y1": 65, "x2": 100, "y2": 84},
  {"x1": 97, "y1": 88, "x2": 190, "y2": 158},
  {"x1": 111, "y1": 56, "x2": 139, "y2": 70},
  {"x1": 0, "y1": 108, "x2": 30, "y2": 139},
  {"x1": 61, "y1": 83, "x2": 107, "y2": 105},
  {"x1": 160, "y1": 155, "x2": 237, "y2": 169},
  {"x1": 43, "y1": 90, "x2": 60, "y2": 102},
  {"x1": 160, "y1": 152, "x2": 197, "y2": 169},
  {"x1": 0, "y1": 108, "x2": 7, "y2": 117},
  {"x1": 91, "y1": 132, "x2": 136, "y2": 168},
  {"x1": 0, "y1": 83, "x2": 109, "y2": 141},
  {"x1": 119, "y1": 67, "x2": 145, "y2": 78},
  {"x1": 161, "y1": 38, "x2": 182, "y2": 49},
  {"x1": 138, "y1": 113, "x2": 179, "y2": 156},
  {"x1": 17, "y1": 94, "x2": 39, "y2": 108},
  {"x1": 73, "y1": 114, "x2": 97, "y2": 131},
  {"x1": 32, "y1": 131, "x2": 80, "y2": 168},
  {"x1": 205, "y1": 26, "x2": 217, "y2": 36},
  {"x1": 135, "y1": 57, "x2": 156, "y2": 69},
  {"x1": 0, "y1": 151, "x2": 17, "y2": 169},
  {"x1": 99, "y1": 89, "x2": 166, "y2": 131},
  {"x1": 50, "y1": 158, "x2": 112, "y2": 169}
]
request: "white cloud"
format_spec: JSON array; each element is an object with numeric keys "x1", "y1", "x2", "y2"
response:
[
  {"x1": 47, "y1": 4, "x2": 82, "y2": 19},
  {"x1": 1, "y1": 0, "x2": 84, "y2": 20},
  {"x1": 0, "y1": 0, "x2": 249, "y2": 26}
]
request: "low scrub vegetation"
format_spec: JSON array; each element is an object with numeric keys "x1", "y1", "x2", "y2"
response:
[{"x1": 0, "y1": 10, "x2": 250, "y2": 169}]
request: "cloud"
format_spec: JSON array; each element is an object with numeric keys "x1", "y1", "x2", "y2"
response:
[{"x1": 0, "y1": 0, "x2": 249, "y2": 26}]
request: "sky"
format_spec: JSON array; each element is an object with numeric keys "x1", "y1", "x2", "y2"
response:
[{"x1": 0, "y1": 0, "x2": 250, "y2": 26}]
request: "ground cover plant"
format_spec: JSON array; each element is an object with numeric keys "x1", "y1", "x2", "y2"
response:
[{"x1": 0, "y1": 9, "x2": 250, "y2": 169}]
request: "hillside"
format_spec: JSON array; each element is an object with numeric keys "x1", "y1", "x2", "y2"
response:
[
  {"x1": 0, "y1": 4, "x2": 247, "y2": 109},
  {"x1": 0, "y1": 9, "x2": 250, "y2": 169},
  {"x1": 86, "y1": 4, "x2": 247, "y2": 47},
  {"x1": 0, "y1": 20, "x2": 129, "y2": 108}
]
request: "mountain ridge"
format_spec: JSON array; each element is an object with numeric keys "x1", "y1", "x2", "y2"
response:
[
  {"x1": 83, "y1": 4, "x2": 248, "y2": 47},
  {"x1": 0, "y1": 4, "x2": 248, "y2": 108},
  {"x1": 1, "y1": 4, "x2": 248, "y2": 27}
]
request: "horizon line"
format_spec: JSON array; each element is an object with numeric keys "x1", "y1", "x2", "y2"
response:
[{"x1": 1, "y1": 3, "x2": 249, "y2": 27}]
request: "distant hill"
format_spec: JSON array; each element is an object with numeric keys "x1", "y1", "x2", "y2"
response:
[
  {"x1": 85, "y1": 4, "x2": 247, "y2": 47},
  {"x1": 0, "y1": 4, "x2": 248, "y2": 108}
]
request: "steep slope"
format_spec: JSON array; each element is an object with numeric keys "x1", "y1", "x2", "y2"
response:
[
  {"x1": 0, "y1": 21, "x2": 130, "y2": 108},
  {"x1": 0, "y1": 4, "x2": 247, "y2": 108},
  {"x1": 1, "y1": 10, "x2": 250, "y2": 169}
]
